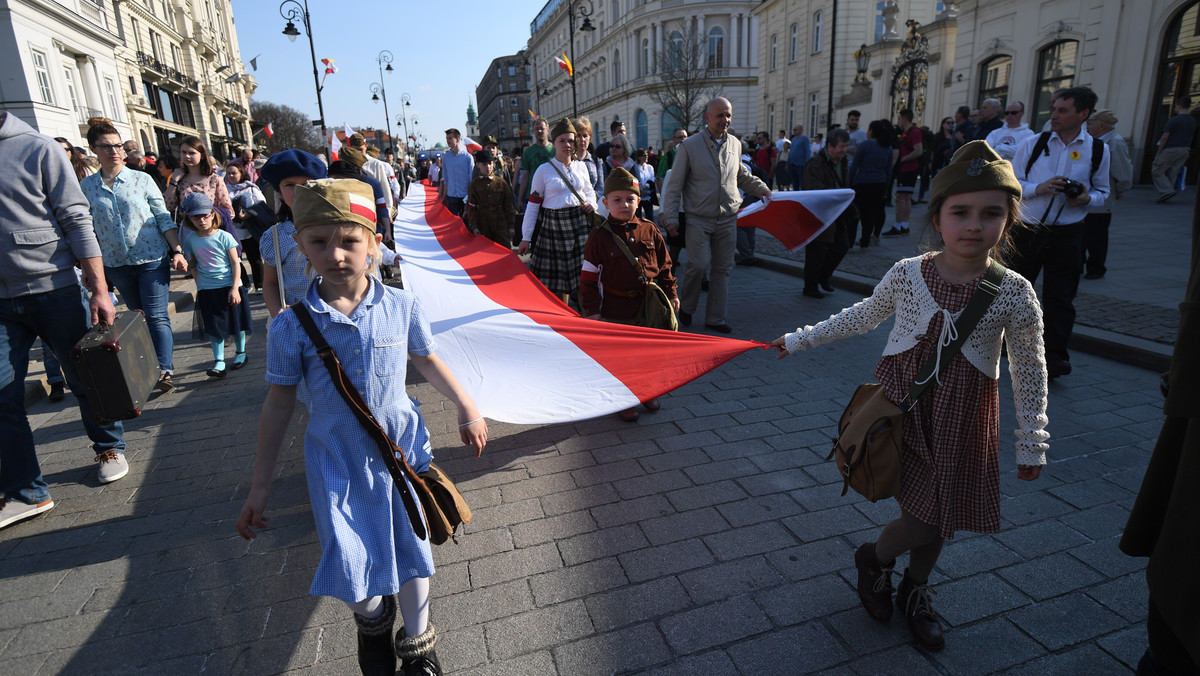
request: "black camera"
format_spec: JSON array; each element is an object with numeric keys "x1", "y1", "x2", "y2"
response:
[{"x1": 1061, "y1": 179, "x2": 1086, "y2": 200}]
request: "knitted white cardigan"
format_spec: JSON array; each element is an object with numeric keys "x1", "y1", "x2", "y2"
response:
[{"x1": 783, "y1": 254, "x2": 1050, "y2": 466}]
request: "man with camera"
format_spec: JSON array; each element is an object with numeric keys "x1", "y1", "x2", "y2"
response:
[{"x1": 1009, "y1": 87, "x2": 1110, "y2": 379}]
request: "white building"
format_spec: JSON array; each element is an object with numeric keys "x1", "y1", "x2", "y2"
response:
[
  {"x1": 525, "y1": 0, "x2": 761, "y2": 151},
  {"x1": 1, "y1": 0, "x2": 255, "y2": 160},
  {"x1": 2, "y1": 0, "x2": 133, "y2": 145}
]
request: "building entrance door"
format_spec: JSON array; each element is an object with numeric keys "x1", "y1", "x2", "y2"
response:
[{"x1": 1144, "y1": 0, "x2": 1200, "y2": 184}]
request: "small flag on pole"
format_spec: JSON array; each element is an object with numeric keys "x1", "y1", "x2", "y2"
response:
[
  {"x1": 321, "y1": 58, "x2": 338, "y2": 75},
  {"x1": 528, "y1": 108, "x2": 537, "y2": 120},
  {"x1": 555, "y1": 53, "x2": 573, "y2": 77},
  {"x1": 330, "y1": 133, "x2": 342, "y2": 162},
  {"x1": 264, "y1": 123, "x2": 274, "y2": 139},
  {"x1": 248, "y1": 54, "x2": 261, "y2": 71}
]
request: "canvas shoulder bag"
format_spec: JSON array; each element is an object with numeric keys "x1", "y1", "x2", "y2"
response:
[
  {"x1": 829, "y1": 260, "x2": 1007, "y2": 502},
  {"x1": 601, "y1": 222, "x2": 678, "y2": 332},
  {"x1": 290, "y1": 302, "x2": 472, "y2": 545}
]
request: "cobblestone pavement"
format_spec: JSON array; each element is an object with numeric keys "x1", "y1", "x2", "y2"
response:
[
  {"x1": 757, "y1": 186, "x2": 1190, "y2": 346},
  {"x1": 0, "y1": 219, "x2": 1172, "y2": 675}
]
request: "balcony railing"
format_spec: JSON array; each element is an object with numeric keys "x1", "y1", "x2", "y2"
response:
[
  {"x1": 136, "y1": 51, "x2": 198, "y2": 90},
  {"x1": 79, "y1": 0, "x2": 107, "y2": 29},
  {"x1": 76, "y1": 105, "x2": 105, "y2": 125}
]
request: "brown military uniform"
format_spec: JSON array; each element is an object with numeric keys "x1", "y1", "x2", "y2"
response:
[
  {"x1": 467, "y1": 175, "x2": 516, "y2": 248},
  {"x1": 580, "y1": 216, "x2": 677, "y2": 322}
]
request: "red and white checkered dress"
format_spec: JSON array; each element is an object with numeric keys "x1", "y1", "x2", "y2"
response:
[{"x1": 876, "y1": 256, "x2": 1001, "y2": 538}]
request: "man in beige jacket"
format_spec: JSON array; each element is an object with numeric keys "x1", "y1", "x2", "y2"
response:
[{"x1": 661, "y1": 98, "x2": 770, "y2": 333}]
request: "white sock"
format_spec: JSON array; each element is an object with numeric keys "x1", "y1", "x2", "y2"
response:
[
  {"x1": 398, "y1": 577, "x2": 430, "y2": 636},
  {"x1": 345, "y1": 595, "x2": 385, "y2": 619}
]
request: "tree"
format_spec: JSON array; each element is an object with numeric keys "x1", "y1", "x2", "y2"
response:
[
  {"x1": 249, "y1": 100, "x2": 322, "y2": 155},
  {"x1": 647, "y1": 27, "x2": 721, "y2": 135}
]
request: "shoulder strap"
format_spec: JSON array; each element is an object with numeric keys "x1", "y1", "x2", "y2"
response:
[
  {"x1": 289, "y1": 302, "x2": 430, "y2": 541},
  {"x1": 602, "y1": 222, "x2": 645, "y2": 281},
  {"x1": 1024, "y1": 132, "x2": 1052, "y2": 179},
  {"x1": 1090, "y1": 136, "x2": 1104, "y2": 178},
  {"x1": 907, "y1": 259, "x2": 1007, "y2": 405}
]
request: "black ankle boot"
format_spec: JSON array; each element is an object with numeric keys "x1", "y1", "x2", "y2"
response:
[
  {"x1": 854, "y1": 542, "x2": 895, "y2": 620},
  {"x1": 354, "y1": 595, "x2": 396, "y2": 676},
  {"x1": 896, "y1": 569, "x2": 944, "y2": 650},
  {"x1": 396, "y1": 623, "x2": 442, "y2": 676}
]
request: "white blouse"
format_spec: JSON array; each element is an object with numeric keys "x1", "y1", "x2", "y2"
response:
[{"x1": 520, "y1": 157, "x2": 597, "y2": 241}]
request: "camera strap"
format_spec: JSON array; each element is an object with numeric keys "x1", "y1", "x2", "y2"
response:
[{"x1": 1037, "y1": 194, "x2": 1067, "y2": 227}]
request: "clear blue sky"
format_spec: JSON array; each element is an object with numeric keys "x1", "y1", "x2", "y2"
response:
[{"x1": 231, "y1": 1, "x2": 547, "y2": 145}]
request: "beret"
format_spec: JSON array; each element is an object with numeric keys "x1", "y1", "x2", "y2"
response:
[{"x1": 260, "y1": 149, "x2": 327, "y2": 190}]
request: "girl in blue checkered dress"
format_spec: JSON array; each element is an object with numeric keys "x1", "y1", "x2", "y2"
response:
[{"x1": 236, "y1": 179, "x2": 487, "y2": 675}]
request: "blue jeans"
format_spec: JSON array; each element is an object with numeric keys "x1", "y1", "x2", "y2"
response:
[
  {"x1": 40, "y1": 339, "x2": 63, "y2": 385},
  {"x1": 105, "y1": 257, "x2": 174, "y2": 371},
  {"x1": 0, "y1": 284, "x2": 125, "y2": 504}
]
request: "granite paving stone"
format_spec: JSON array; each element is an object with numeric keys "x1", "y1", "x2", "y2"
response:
[{"x1": 2, "y1": 199, "x2": 1175, "y2": 673}]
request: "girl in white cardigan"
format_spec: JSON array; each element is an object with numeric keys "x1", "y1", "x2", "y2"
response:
[{"x1": 770, "y1": 141, "x2": 1049, "y2": 650}]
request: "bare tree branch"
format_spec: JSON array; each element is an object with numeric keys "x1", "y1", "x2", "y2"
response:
[
  {"x1": 250, "y1": 100, "x2": 322, "y2": 155},
  {"x1": 647, "y1": 27, "x2": 721, "y2": 134}
]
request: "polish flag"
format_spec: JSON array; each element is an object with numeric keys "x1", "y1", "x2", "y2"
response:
[
  {"x1": 737, "y1": 189, "x2": 856, "y2": 251},
  {"x1": 343, "y1": 123, "x2": 356, "y2": 140},
  {"x1": 462, "y1": 136, "x2": 483, "y2": 153},
  {"x1": 330, "y1": 133, "x2": 341, "y2": 162},
  {"x1": 391, "y1": 183, "x2": 762, "y2": 424},
  {"x1": 263, "y1": 123, "x2": 273, "y2": 139},
  {"x1": 321, "y1": 58, "x2": 338, "y2": 75},
  {"x1": 555, "y1": 53, "x2": 573, "y2": 77}
]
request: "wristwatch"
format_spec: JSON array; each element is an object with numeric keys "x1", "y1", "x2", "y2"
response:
[{"x1": 172, "y1": 249, "x2": 184, "y2": 257}]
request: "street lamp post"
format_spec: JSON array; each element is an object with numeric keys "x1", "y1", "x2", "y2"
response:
[
  {"x1": 279, "y1": 0, "x2": 326, "y2": 141},
  {"x1": 372, "y1": 50, "x2": 395, "y2": 154},
  {"x1": 566, "y1": 0, "x2": 595, "y2": 119},
  {"x1": 399, "y1": 93, "x2": 411, "y2": 154}
]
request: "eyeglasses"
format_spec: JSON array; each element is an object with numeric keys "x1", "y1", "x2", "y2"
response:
[
  {"x1": 95, "y1": 143, "x2": 124, "y2": 152},
  {"x1": 1004, "y1": 111, "x2": 1022, "y2": 116}
]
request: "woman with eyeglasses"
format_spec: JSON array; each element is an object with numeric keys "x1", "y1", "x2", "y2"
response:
[
  {"x1": 601, "y1": 134, "x2": 636, "y2": 184},
  {"x1": 79, "y1": 119, "x2": 188, "y2": 392}
]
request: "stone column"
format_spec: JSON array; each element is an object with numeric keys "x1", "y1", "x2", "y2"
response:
[
  {"x1": 77, "y1": 56, "x2": 105, "y2": 116},
  {"x1": 748, "y1": 15, "x2": 758, "y2": 67},
  {"x1": 731, "y1": 14, "x2": 740, "y2": 68}
]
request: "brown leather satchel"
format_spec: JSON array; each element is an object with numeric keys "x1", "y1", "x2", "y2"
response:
[
  {"x1": 828, "y1": 260, "x2": 1007, "y2": 502},
  {"x1": 291, "y1": 302, "x2": 471, "y2": 545}
]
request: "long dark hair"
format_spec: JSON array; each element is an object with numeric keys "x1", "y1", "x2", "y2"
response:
[
  {"x1": 179, "y1": 136, "x2": 214, "y2": 176},
  {"x1": 55, "y1": 136, "x2": 90, "y2": 181}
]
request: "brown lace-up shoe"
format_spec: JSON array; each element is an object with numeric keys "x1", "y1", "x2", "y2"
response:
[
  {"x1": 896, "y1": 569, "x2": 945, "y2": 650},
  {"x1": 854, "y1": 542, "x2": 895, "y2": 620}
]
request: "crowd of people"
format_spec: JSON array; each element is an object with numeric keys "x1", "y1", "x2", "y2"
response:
[{"x1": 0, "y1": 80, "x2": 1188, "y2": 673}]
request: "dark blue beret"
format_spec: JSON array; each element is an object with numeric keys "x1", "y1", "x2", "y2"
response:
[{"x1": 260, "y1": 149, "x2": 327, "y2": 190}]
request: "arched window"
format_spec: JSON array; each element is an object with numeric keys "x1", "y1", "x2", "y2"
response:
[
  {"x1": 669, "y1": 31, "x2": 684, "y2": 71},
  {"x1": 661, "y1": 106, "x2": 682, "y2": 142},
  {"x1": 1032, "y1": 40, "x2": 1078, "y2": 130},
  {"x1": 813, "y1": 11, "x2": 823, "y2": 53},
  {"x1": 613, "y1": 49, "x2": 621, "y2": 87},
  {"x1": 642, "y1": 37, "x2": 650, "y2": 77},
  {"x1": 978, "y1": 55, "x2": 1012, "y2": 106},
  {"x1": 789, "y1": 23, "x2": 798, "y2": 62},
  {"x1": 635, "y1": 109, "x2": 648, "y2": 149},
  {"x1": 707, "y1": 27, "x2": 724, "y2": 69}
]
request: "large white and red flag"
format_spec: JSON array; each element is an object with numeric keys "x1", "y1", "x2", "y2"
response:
[
  {"x1": 737, "y1": 189, "x2": 856, "y2": 251},
  {"x1": 462, "y1": 136, "x2": 483, "y2": 153},
  {"x1": 392, "y1": 183, "x2": 762, "y2": 424},
  {"x1": 330, "y1": 133, "x2": 342, "y2": 162}
]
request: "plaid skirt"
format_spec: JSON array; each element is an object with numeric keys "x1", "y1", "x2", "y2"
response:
[
  {"x1": 531, "y1": 205, "x2": 590, "y2": 296},
  {"x1": 876, "y1": 256, "x2": 1000, "y2": 539}
]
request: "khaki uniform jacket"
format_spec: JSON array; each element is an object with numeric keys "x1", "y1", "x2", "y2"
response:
[{"x1": 660, "y1": 130, "x2": 768, "y2": 227}]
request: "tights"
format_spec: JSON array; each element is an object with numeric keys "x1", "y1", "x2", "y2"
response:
[
  {"x1": 344, "y1": 577, "x2": 431, "y2": 635},
  {"x1": 874, "y1": 509, "x2": 945, "y2": 583},
  {"x1": 209, "y1": 331, "x2": 247, "y2": 366}
]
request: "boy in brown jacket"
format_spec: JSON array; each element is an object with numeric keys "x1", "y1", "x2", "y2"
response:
[
  {"x1": 580, "y1": 167, "x2": 678, "y2": 422},
  {"x1": 466, "y1": 150, "x2": 516, "y2": 248}
]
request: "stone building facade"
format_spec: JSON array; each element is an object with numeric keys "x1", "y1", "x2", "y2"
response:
[
  {"x1": 475, "y1": 51, "x2": 534, "y2": 151},
  {"x1": 2, "y1": 0, "x2": 255, "y2": 161},
  {"x1": 524, "y1": 0, "x2": 761, "y2": 151}
]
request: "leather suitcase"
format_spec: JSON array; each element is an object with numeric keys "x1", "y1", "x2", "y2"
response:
[{"x1": 70, "y1": 311, "x2": 159, "y2": 423}]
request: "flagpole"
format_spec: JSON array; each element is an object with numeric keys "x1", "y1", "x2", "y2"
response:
[{"x1": 279, "y1": 0, "x2": 327, "y2": 143}]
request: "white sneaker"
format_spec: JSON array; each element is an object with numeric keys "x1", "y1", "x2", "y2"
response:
[
  {"x1": 0, "y1": 496, "x2": 54, "y2": 529},
  {"x1": 96, "y1": 451, "x2": 129, "y2": 484}
]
